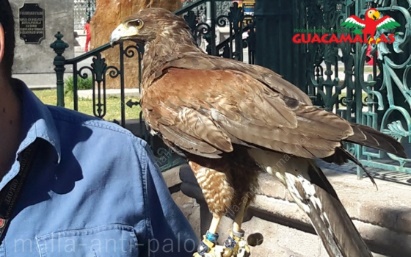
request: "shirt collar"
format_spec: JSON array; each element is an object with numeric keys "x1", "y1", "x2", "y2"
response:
[{"x1": 14, "y1": 79, "x2": 61, "y2": 163}]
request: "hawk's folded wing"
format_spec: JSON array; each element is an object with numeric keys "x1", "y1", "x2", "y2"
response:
[{"x1": 142, "y1": 67, "x2": 354, "y2": 159}]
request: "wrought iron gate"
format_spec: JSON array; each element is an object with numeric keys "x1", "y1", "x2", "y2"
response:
[{"x1": 293, "y1": 0, "x2": 411, "y2": 175}]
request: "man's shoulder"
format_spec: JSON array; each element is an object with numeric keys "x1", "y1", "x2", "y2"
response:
[{"x1": 46, "y1": 105, "x2": 148, "y2": 148}]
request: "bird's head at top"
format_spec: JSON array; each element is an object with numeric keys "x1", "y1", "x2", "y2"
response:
[
  {"x1": 365, "y1": 8, "x2": 381, "y2": 21},
  {"x1": 110, "y1": 8, "x2": 190, "y2": 46}
]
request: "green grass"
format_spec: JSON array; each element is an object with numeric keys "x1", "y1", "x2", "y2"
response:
[
  {"x1": 32, "y1": 89, "x2": 141, "y2": 122},
  {"x1": 64, "y1": 76, "x2": 93, "y2": 93}
]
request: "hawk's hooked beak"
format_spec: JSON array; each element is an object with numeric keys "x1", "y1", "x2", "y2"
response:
[
  {"x1": 110, "y1": 24, "x2": 124, "y2": 46},
  {"x1": 372, "y1": 10, "x2": 381, "y2": 20},
  {"x1": 110, "y1": 23, "x2": 139, "y2": 46}
]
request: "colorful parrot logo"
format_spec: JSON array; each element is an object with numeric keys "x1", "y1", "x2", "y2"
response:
[{"x1": 341, "y1": 8, "x2": 400, "y2": 44}]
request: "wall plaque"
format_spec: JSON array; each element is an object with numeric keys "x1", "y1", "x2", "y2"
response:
[{"x1": 19, "y1": 3, "x2": 45, "y2": 44}]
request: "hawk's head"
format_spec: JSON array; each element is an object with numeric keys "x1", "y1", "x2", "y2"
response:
[{"x1": 110, "y1": 8, "x2": 190, "y2": 45}]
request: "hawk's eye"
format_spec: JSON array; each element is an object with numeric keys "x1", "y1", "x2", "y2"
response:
[{"x1": 129, "y1": 19, "x2": 143, "y2": 28}]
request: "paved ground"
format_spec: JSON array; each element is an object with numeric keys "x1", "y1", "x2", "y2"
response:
[
  {"x1": 318, "y1": 159, "x2": 411, "y2": 186},
  {"x1": 165, "y1": 163, "x2": 411, "y2": 257}
]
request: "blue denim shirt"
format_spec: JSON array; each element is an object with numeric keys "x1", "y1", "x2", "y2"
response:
[{"x1": 0, "y1": 80, "x2": 197, "y2": 256}]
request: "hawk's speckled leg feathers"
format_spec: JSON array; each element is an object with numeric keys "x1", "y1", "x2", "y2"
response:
[{"x1": 188, "y1": 150, "x2": 259, "y2": 257}]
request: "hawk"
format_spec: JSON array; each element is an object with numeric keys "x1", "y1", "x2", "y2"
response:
[{"x1": 110, "y1": 8, "x2": 406, "y2": 257}]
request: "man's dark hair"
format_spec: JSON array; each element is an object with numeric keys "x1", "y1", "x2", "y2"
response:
[{"x1": 0, "y1": 0, "x2": 15, "y2": 78}]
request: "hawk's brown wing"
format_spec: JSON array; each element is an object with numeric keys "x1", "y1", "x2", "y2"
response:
[
  {"x1": 142, "y1": 67, "x2": 353, "y2": 159},
  {"x1": 154, "y1": 53, "x2": 313, "y2": 105}
]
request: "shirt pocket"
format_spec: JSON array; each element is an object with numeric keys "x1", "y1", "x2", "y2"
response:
[{"x1": 36, "y1": 224, "x2": 139, "y2": 257}]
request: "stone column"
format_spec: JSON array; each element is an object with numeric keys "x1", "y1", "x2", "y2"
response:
[
  {"x1": 91, "y1": 0, "x2": 182, "y2": 88},
  {"x1": 11, "y1": 0, "x2": 74, "y2": 74}
]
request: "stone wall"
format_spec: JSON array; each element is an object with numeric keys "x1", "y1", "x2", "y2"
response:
[
  {"x1": 11, "y1": 0, "x2": 74, "y2": 74},
  {"x1": 91, "y1": 0, "x2": 182, "y2": 88}
]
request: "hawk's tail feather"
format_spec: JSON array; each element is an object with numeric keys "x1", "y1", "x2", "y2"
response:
[
  {"x1": 347, "y1": 123, "x2": 406, "y2": 158},
  {"x1": 284, "y1": 163, "x2": 373, "y2": 257},
  {"x1": 322, "y1": 147, "x2": 377, "y2": 187}
]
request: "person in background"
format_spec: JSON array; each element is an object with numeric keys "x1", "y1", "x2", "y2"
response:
[
  {"x1": 0, "y1": 1, "x2": 197, "y2": 256},
  {"x1": 84, "y1": 17, "x2": 91, "y2": 51}
]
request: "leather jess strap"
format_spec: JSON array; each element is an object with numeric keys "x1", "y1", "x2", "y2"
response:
[{"x1": 0, "y1": 139, "x2": 42, "y2": 242}]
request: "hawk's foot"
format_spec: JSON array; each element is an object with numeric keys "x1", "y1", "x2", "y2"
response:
[
  {"x1": 222, "y1": 230, "x2": 250, "y2": 257},
  {"x1": 193, "y1": 231, "x2": 220, "y2": 257}
]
